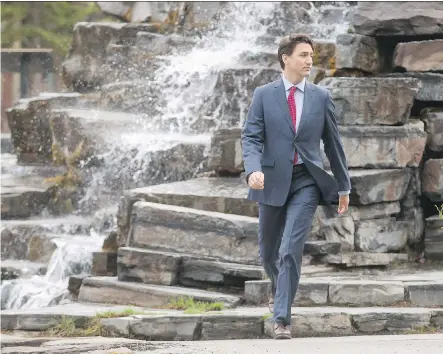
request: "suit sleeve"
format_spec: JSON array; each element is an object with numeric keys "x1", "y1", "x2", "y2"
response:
[
  {"x1": 241, "y1": 87, "x2": 264, "y2": 179},
  {"x1": 321, "y1": 90, "x2": 351, "y2": 193}
]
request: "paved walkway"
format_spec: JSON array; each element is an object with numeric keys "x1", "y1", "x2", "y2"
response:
[{"x1": 138, "y1": 334, "x2": 443, "y2": 354}]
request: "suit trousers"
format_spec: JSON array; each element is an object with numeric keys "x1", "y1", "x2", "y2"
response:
[{"x1": 258, "y1": 165, "x2": 320, "y2": 325}]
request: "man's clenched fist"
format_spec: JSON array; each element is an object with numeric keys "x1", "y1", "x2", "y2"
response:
[{"x1": 248, "y1": 171, "x2": 264, "y2": 190}]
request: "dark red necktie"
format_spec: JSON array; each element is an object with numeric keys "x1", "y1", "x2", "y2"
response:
[{"x1": 288, "y1": 86, "x2": 298, "y2": 164}]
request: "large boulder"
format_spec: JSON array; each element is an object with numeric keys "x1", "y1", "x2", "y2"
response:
[
  {"x1": 335, "y1": 34, "x2": 381, "y2": 74},
  {"x1": 318, "y1": 77, "x2": 421, "y2": 125},
  {"x1": 393, "y1": 40, "x2": 443, "y2": 73},
  {"x1": 352, "y1": 2, "x2": 443, "y2": 36}
]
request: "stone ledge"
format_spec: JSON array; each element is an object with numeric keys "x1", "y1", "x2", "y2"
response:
[
  {"x1": 2, "y1": 303, "x2": 442, "y2": 340},
  {"x1": 245, "y1": 279, "x2": 443, "y2": 307}
]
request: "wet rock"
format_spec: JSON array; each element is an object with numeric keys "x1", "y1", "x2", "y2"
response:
[
  {"x1": 422, "y1": 159, "x2": 443, "y2": 202},
  {"x1": 318, "y1": 77, "x2": 421, "y2": 125},
  {"x1": 207, "y1": 128, "x2": 243, "y2": 175},
  {"x1": 6, "y1": 94, "x2": 83, "y2": 164},
  {"x1": 394, "y1": 40, "x2": 443, "y2": 73},
  {"x1": 1, "y1": 133, "x2": 13, "y2": 153},
  {"x1": 352, "y1": 2, "x2": 443, "y2": 36},
  {"x1": 421, "y1": 108, "x2": 443, "y2": 153},
  {"x1": 92, "y1": 251, "x2": 117, "y2": 277},
  {"x1": 335, "y1": 34, "x2": 381, "y2": 74},
  {"x1": 62, "y1": 22, "x2": 161, "y2": 90},
  {"x1": 355, "y1": 217, "x2": 409, "y2": 253},
  {"x1": 1, "y1": 175, "x2": 55, "y2": 219}
]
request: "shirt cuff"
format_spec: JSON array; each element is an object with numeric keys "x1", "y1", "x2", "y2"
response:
[{"x1": 338, "y1": 190, "x2": 350, "y2": 196}]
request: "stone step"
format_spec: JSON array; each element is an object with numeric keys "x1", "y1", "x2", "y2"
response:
[
  {"x1": 117, "y1": 247, "x2": 336, "y2": 290},
  {"x1": 322, "y1": 252, "x2": 409, "y2": 267},
  {"x1": 126, "y1": 202, "x2": 342, "y2": 265},
  {"x1": 2, "y1": 302, "x2": 442, "y2": 340},
  {"x1": 245, "y1": 279, "x2": 443, "y2": 307},
  {"x1": 121, "y1": 169, "x2": 411, "y2": 220},
  {"x1": 117, "y1": 247, "x2": 265, "y2": 288},
  {"x1": 1, "y1": 173, "x2": 56, "y2": 219},
  {"x1": 77, "y1": 276, "x2": 241, "y2": 308}
]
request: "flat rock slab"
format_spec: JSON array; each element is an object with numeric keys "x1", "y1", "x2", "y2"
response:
[
  {"x1": 394, "y1": 40, "x2": 443, "y2": 73},
  {"x1": 2, "y1": 303, "x2": 442, "y2": 341},
  {"x1": 385, "y1": 72, "x2": 443, "y2": 102},
  {"x1": 117, "y1": 247, "x2": 265, "y2": 288},
  {"x1": 352, "y1": 2, "x2": 443, "y2": 36},
  {"x1": 1, "y1": 174, "x2": 56, "y2": 219},
  {"x1": 78, "y1": 276, "x2": 241, "y2": 309},
  {"x1": 422, "y1": 159, "x2": 443, "y2": 202},
  {"x1": 121, "y1": 169, "x2": 411, "y2": 219},
  {"x1": 322, "y1": 252, "x2": 409, "y2": 267},
  {"x1": 245, "y1": 279, "x2": 443, "y2": 307}
]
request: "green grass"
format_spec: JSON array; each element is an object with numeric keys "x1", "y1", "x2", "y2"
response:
[
  {"x1": 157, "y1": 296, "x2": 225, "y2": 314},
  {"x1": 44, "y1": 307, "x2": 144, "y2": 337}
]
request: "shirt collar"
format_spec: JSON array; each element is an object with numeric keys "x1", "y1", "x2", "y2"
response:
[{"x1": 281, "y1": 74, "x2": 305, "y2": 93}]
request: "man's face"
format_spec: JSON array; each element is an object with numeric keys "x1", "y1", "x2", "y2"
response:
[{"x1": 282, "y1": 43, "x2": 314, "y2": 77}]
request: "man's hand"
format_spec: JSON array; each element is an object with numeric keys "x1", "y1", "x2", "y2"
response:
[
  {"x1": 248, "y1": 171, "x2": 264, "y2": 190},
  {"x1": 338, "y1": 194, "x2": 349, "y2": 214}
]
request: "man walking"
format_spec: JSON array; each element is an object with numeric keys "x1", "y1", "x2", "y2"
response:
[{"x1": 241, "y1": 33, "x2": 351, "y2": 339}]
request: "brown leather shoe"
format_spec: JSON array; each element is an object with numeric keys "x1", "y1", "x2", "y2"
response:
[
  {"x1": 274, "y1": 323, "x2": 292, "y2": 339},
  {"x1": 268, "y1": 296, "x2": 274, "y2": 313}
]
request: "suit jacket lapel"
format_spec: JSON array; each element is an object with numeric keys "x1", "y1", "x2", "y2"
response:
[
  {"x1": 296, "y1": 80, "x2": 315, "y2": 138},
  {"x1": 273, "y1": 79, "x2": 295, "y2": 134}
]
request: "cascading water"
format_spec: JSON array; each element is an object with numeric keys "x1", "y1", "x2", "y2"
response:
[{"x1": 1, "y1": 1, "x2": 354, "y2": 310}]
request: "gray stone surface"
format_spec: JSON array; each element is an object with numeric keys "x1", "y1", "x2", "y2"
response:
[
  {"x1": 385, "y1": 72, "x2": 443, "y2": 102},
  {"x1": 318, "y1": 77, "x2": 421, "y2": 125},
  {"x1": 117, "y1": 247, "x2": 265, "y2": 289},
  {"x1": 3, "y1": 334, "x2": 443, "y2": 354},
  {"x1": 1, "y1": 133, "x2": 13, "y2": 153},
  {"x1": 201, "y1": 314, "x2": 263, "y2": 340},
  {"x1": 323, "y1": 252, "x2": 409, "y2": 267},
  {"x1": 352, "y1": 1, "x2": 443, "y2": 36},
  {"x1": 354, "y1": 218, "x2": 409, "y2": 253},
  {"x1": 421, "y1": 108, "x2": 443, "y2": 153},
  {"x1": 424, "y1": 215, "x2": 443, "y2": 261},
  {"x1": 394, "y1": 40, "x2": 443, "y2": 72},
  {"x1": 118, "y1": 247, "x2": 182, "y2": 285},
  {"x1": 335, "y1": 34, "x2": 380, "y2": 74},
  {"x1": 78, "y1": 276, "x2": 241, "y2": 308},
  {"x1": 128, "y1": 201, "x2": 260, "y2": 265},
  {"x1": 336, "y1": 122, "x2": 427, "y2": 169},
  {"x1": 6, "y1": 93, "x2": 84, "y2": 164},
  {"x1": 328, "y1": 280, "x2": 405, "y2": 306},
  {"x1": 208, "y1": 128, "x2": 244, "y2": 175},
  {"x1": 422, "y1": 159, "x2": 443, "y2": 202},
  {"x1": 407, "y1": 282, "x2": 443, "y2": 307},
  {"x1": 1, "y1": 174, "x2": 55, "y2": 219}
]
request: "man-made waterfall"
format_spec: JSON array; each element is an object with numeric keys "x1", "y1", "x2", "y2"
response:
[{"x1": 1, "y1": 2, "x2": 354, "y2": 310}]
